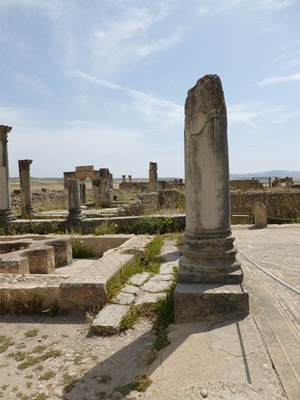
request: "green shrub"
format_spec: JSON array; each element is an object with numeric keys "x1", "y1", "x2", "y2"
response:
[{"x1": 72, "y1": 238, "x2": 94, "y2": 258}]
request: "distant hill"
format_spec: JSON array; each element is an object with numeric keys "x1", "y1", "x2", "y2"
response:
[{"x1": 230, "y1": 170, "x2": 300, "y2": 179}]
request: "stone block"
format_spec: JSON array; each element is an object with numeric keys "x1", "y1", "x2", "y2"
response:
[
  {"x1": 26, "y1": 246, "x2": 55, "y2": 274},
  {"x1": 174, "y1": 283, "x2": 249, "y2": 323},
  {"x1": 44, "y1": 238, "x2": 72, "y2": 267},
  {"x1": 91, "y1": 304, "x2": 130, "y2": 335},
  {"x1": 60, "y1": 282, "x2": 106, "y2": 308}
]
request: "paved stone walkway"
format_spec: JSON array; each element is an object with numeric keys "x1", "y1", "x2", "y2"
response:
[
  {"x1": 137, "y1": 225, "x2": 299, "y2": 400},
  {"x1": 233, "y1": 225, "x2": 300, "y2": 400},
  {"x1": 92, "y1": 238, "x2": 179, "y2": 334}
]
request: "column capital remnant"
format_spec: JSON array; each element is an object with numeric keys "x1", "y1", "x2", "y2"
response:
[{"x1": 0, "y1": 125, "x2": 12, "y2": 141}]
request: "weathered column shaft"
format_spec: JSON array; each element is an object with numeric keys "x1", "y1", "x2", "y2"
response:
[
  {"x1": 177, "y1": 75, "x2": 242, "y2": 284},
  {"x1": 174, "y1": 75, "x2": 248, "y2": 323},
  {"x1": 148, "y1": 162, "x2": 158, "y2": 191},
  {"x1": 98, "y1": 168, "x2": 111, "y2": 207},
  {"x1": 0, "y1": 125, "x2": 15, "y2": 222},
  {"x1": 18, "y1": 159, "x2": 34, "y2": 216},
  {"x1": 67, "y1": 179, "x2": 85, "y2": 221}
]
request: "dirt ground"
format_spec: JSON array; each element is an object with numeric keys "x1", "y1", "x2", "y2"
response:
[{"x1": 0, "y1": 312, "x2": 154, "y2": 400}]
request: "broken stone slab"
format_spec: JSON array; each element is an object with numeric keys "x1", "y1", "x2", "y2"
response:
[
  {"x1": 129, "y1": 272, "x2": 150, "y2": 286},
  {"x1": 135, "y1": 292, "x2": 166, "y2": 306},
  {"x1": 122, "y1": 284, "x2": 140, "y2": 294},
  {"x1": 115, "y1": 292, "x2": 136, "y2": 305},
  {"x1": 160, "y1": 262, "x2": 178, "y2": 275},
  {"x1": 142, "y1": 276, "x2": 173, "y2": 293},
  {"x1": 174, "y1": 283, "x2": 249, "y2": 323},
  {"x1": 91, "y1": 304, "x2": 130, "y2": 335}
]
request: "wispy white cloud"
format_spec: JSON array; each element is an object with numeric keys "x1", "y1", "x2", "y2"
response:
[
  {"x1": 273, "y1": 109, "x2": 300, "y2": 123},
  {"x1": 228, "y1": 103, "x2": 274, "y2": 129},
  {"x1": 256, "y1": 0, "x2": 296, "y2": 10},
  {"x1": 74, "y1": 70, "x2": 183, "y2": 127},
  {"x1": 257, "y1": 72, "x2": 300, "y2": 86}
]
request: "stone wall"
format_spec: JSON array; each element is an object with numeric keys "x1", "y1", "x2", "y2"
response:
[
  {"x1": 10, "y1": 188, "x2": 300, "y2": 220},
  {"x1": 231, "y1": 189, "x2": 300, "y2": 218},
  {"x1": 230, "y1": 179, "x2": 263, "y2": 190},
  {"x1": 123, "y1": 190, "x2": 185, "y2": 215},
  {"x1": 11, "y1": 190, "x2": 68, "y2": 213}
]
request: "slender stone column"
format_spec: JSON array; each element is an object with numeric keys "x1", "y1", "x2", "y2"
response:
[
  {"x1": 175, "y1": 75, "x2": 248, "y2": 322},
  {"x1": 67, "y1": 179, "x2": 85, "y2": 221},
  {"x1": 98, "y1": 168, "x2": 111, "y2": 207},
  {"x1": 18, "y1": 159, "x2": 34, "y2": 217},
  {"x1": 148, "y1": 162, "x2": 158, "y2": 192},
  {"x1": 79, "y1": 182, "x2": 86, "y2": 203},
  {"x1": 122, "y1": 175, "x2": 126, "y2": 183},
  {"x1": 0, "y1": 125, "x2": 16, "y2": 222},
  {"x1": 128, "y1": 175, "x2": 132, "y2": 183}
]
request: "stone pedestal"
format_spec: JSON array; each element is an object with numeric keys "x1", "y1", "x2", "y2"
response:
[
  {"x1": 0, "y1": 125, "x2": 16, "y2": 222},
  {"x1": 175, "y1": 75, "x2": 248, "y2": 322},
  {"x1": 18, "y1": 159, "x2": 34, "y2": 217},
  {"x1": 67, "y1": 179, "x2": 85, "y2": 221},
  {"x1": 253, "y1": 202, "x2": 267, "y2": 228}
]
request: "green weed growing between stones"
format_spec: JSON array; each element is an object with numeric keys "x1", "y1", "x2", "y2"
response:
[
  {"x1": 106, "y1": 235, "x2": 163, "y2": 300},
  {"x1": 94, "y1": 221, "x2": 118, "y2": 235},
  {"x1": 71, "y1": 238, "x2": 94, "y2": 258}
]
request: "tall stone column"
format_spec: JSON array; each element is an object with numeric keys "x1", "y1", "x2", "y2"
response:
[
  {"x1": 79, "y1": 182, "x2": 86, "y2": 203},
  {"x1": 18, "y1": 159, "x2": 34, "y2": 217},
  {"x1": 67, "y1": 179, "x2": 85, "y2": 221},
  {"x1": 175, "y1": 75, "x2": 248, "y2": 322},
  {"x1": 0, "y1": 125, "x2": 16, "y2": 222},
  {"x1": 148, "y1": 162, "x2": 158, "y2": 192},
  {"x1": 98, "y1": 168, "x2": 111, "y2": 208}
]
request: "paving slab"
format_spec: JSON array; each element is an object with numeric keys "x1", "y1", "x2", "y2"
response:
[{"x1": 91, "y1": 304, "x2": 130, "y2": 335}]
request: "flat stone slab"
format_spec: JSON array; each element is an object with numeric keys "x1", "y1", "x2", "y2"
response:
[
  {"x1": 142, "y1": 277, "x2": 172, "y2": 293},
  {"x1": 122, "y1": 284, "x2": 140, "y2": 294},
  {"x1": 91, "y1": 304, "x2": 130, "y2": 335},
  {"x1": 135, "y1": 292, "x2": 166, "y2": 305},
  {"x1": 174, "y1": 283, "x2": 249, "y2": 322},
  {"x1": 129, "y1": 272, "x2": 150, "y2": 285},
  {"x1": 115, "y1": 292, "x2": 136, "y2": 305},
  {"x1": 160, "y1": 262, "x2": 178, "y2": 275}
]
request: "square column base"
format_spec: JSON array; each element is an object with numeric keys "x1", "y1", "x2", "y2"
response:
[{"x1": 174, "y1": 283, "x2": 249, "y2": 323}]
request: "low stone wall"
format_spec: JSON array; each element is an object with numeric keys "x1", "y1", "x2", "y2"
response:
[
  {"x1": 231, "y1": 189, "x2": 300, "y2": 218},
  {"x1": 123, "y1": 190, "x2": 185, "y2": 215},
  {"x1": 10, "y1": 188, "x2": 300, "y2": 220},
  {"x1": 11, "y1": 190, "x2": 68, "y2": 213}
]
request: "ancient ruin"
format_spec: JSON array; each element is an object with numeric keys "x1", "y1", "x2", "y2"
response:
[
  {"x1": 119, "y1": 162, "x2": 184, "y2": 192},
  {"x1": 0, "y1": 125, "x2": 16, "y2": 222},
  {"x1": 0, "y1": 236, "x2": 72, "y2": 274},
  {"x1": 67, "y1": 179, "x2": 86, "y2": 221},
  {"x1": 174, "y1": 74, "x2": 249, "y2": 322},
  {"x1": 18, "y1": 159, "x2": 34, "y2": 217},
  {"x1": 64, "y1": 165, "x2": 113, "y2": 206}
]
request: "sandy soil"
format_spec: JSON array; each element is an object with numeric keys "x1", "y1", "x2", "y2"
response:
[{"x1": 0, "y1": 313, "x2": 154, "y2": 400}]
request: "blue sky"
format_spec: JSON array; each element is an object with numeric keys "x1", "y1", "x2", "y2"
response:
[{"x1": 1, "y1": 0, "x2": 299, "y2": 178}]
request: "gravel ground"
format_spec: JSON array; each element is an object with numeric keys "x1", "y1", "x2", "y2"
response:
[{"x1": 0, "y1": 312, "x2": 154, "y2": 400}]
